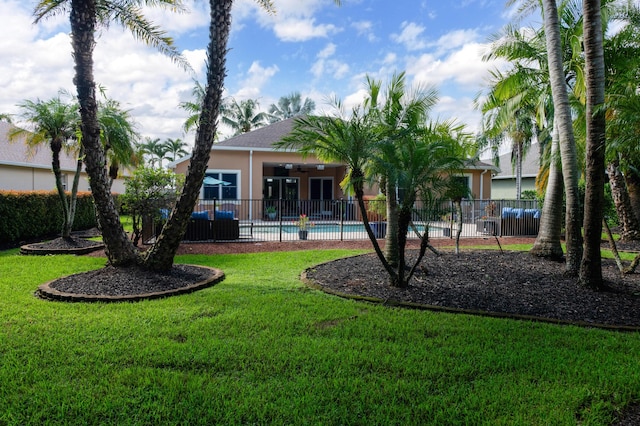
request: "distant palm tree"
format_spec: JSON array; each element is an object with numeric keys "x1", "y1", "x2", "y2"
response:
[
  {"x1": 163, "y1": 137, "x2": 189, "y2": 163},
  {"x1": 179, "y1": 79, "x2": 206, "y2": 135},
  {"x1": 97, "y1": 98, "x2": 140, "y2": 186},
  {"x1": 11, "y1": 96, "x2": 81, "y2": 239},
  {"x1": 138, "y1": 137, "x2": 168, "y2": 168},
  {"x1": 220, "y1": 98, "x2": 270, "y2": 135},
  {"x1": 268, "y1": 92, "x2": 315, "y2": 123}
]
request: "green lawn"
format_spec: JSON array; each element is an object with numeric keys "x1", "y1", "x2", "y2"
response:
[{"x1": 0, "y1": 246, "x2": 638, "y2": 425}]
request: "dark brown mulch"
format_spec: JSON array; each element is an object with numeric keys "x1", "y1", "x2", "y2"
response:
[
  {"x1": 20, "y1": 236, "x2": 105, "y2": 255},
  {"x1": 304, "y1": 249, "x2": 640, "y2": 330},
  {"x1": 37, "y1": 264, "x2": 223, "y2": 302}
]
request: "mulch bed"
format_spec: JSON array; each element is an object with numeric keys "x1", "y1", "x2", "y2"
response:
[{"x1": 304, "y1": 249, "x2": 640, "y2": 330}]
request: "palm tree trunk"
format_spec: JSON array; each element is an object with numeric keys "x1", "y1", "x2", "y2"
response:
[
  {"x1": 579, "y1": 0, "x2": 606, "y2": 290},
  {"x1": 66, "y1": 145, "x2": 84, "y2": 238},
  {"x1": 354, "y1": 183, "x2": 398, "y2": 284},
  {"x1": 70, "y1": 0, "x2": 140, "y2": 266},
  {"x1": 384, "y1": 180, "x2": 399, "y2": 267},
  {"x1": 143, "y1": 0, "x2": 234, "y2": 272},
  {"x1": 394, "y1": 207, "x2": 412, "y2": 288},
  {"x1": 454, "y1": 200, "x2": 463, "y2": 254},
  {"x1": 607, "y1": 160, "x2": 640, "y2": 240},
  {"x1": 624, "y1": 170, "x2": 640, "y2": 223},
  {"x1": 530, "y1": 124, "x2": 564, "y2": 260},
  {"x1": 515, "y1": 142, "x2": 523, "y2": 201},
  {"x1": 542, "y1": 0, "x2": 583, "y2": 275},
  {"x1": 50, "y1": 138, "x2": 71, "y2": 238}
]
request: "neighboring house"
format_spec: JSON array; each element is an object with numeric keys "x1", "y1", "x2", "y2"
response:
[
  {"x1": 0, "y1": 121, "x2": 128, "y2": 194},
  {"x1": 490, "y1": 147, "x2": 540, "y2": 199},
  {"x1": 170, "y1": 118, "x2": 498, "y2": 220}
]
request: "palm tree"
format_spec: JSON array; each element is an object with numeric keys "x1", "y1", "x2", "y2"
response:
[
  {"x1": 275, "y1": 104, "x2": 391, "y2": 274},
  {"x1": 36, "y1": 0, "x2": 192, "y2": 266},
  {"x1": 599, "y1": 6, "x2": 640, "y2": 240},
  {"x1": 220, "y1": 98, "x2": 270, "y2": 135},
  {"x1": 386, "y1": 120, "x2": 470, "y2": 287},
  {"x1": 363, "y1": 72, "x2": 439, "y2": 268},
  {"x1": 477, "y1": 67, "x2": 542, "y2": 201},
  {"x1": 277, "y1": 74, "x2": 470, "y2": 288},
  {"x1": 97, "y1": 98, "x2": 140, "y2": 186},
  {"x1": 607, "y1": 93, "x2": 640, "y2": 237},
  {"x1": 579, "y1": 0, "x2": 606, "y2": 289},
  {"x1": 11, "y1": 96, "x2": 81, "y2": 239},
  {"x1": 179, "y1": 79, "x2": 206, "y2": 135},
  {"x1": 46, "y1": 0, "x2": 332, "y2": 272},
  {"x1": 268, "y1": 92, "x2": 315, "y2": 123},
  {"x1": 139, "y1": 137, "x2": 168, "y2": 168},
  {"x1": 143, "y1": 0, "x2": 280, "y2": 271},
  {"x1": 541, "y1": 0, "x2": 584, "y2": 275},
  {"x1": 163, "y1": 138, "x2": 189, "y2": 163},
  {"x1": 478, "y1": 19, "x2": 564, "y2": 259}
]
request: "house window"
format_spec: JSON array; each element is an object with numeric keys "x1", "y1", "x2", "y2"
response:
[
  {"x1": 203, "y1": 172, "x2": 238, "y2": 200},
  {"x1": 452, "y1": 174, "x2": 472, "y2": 198},
  {"x1": 61, "y1": 174, "x2": 68, "y2": 191},
  {"x1": 310, "y1": 178, "x2": 333, "y2": 200}
]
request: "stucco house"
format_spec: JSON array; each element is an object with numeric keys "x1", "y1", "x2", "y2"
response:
[
  {"x1": 490, "y1": 147, "x2": 540, "y2": 199},
  {"x1": 170, "y1": 117, "x2": 498, "y2": 221},
  {"x1": 0, "y1": 121, "x2": 127, "y2": 194}
]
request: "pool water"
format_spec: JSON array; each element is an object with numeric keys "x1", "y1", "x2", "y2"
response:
[{"x1": 276, "y1": 223, "x2": 428, "y2": 234}]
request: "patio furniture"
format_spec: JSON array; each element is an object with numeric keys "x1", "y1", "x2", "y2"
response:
[
  {"x1": 183, "y1": 210, "x2": 240, "y2": 241},
  {"x1": 212, "y1": 210, "x2": 240, "y2": 240},
  {"x1": 500, "y1": 207, "x2": 540, "y2": 236}
]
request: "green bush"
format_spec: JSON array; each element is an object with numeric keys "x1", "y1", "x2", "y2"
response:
[{"x1": 0, "y1": 191, "x2": 96, "y2": 244}]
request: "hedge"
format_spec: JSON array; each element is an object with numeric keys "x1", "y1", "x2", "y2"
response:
[{"x1": 0, "y1": 191, "x2": 97, "y2": 244}]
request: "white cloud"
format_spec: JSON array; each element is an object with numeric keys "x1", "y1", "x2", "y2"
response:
[
  {"x1": 352, "y1": 20, "x2": 377, "y2": 42},
  {"x1": 391, "y1": 21, "x2": 428, "y2": 51},
  {"x1": 311, "y1": 43, "x2": 350, "y2": 79},
  {"x1": 405, "y1": 41, "x2": 497, "y2": 89},
  {"x1": 233, "y1": 0, "x2": 341, "y2": 42},
  {"x1": 433, "y1": 95, "x2": 481, "y2": 134},
  {"x1": 0, "y1": 1, "x2": 198, "y2": 142},
  {"x1": 0, "y1": 3, "x2": 76, "y2": 122},
  {"x1": 343, "y1": 88, "x2": 369, "y2": 112},
  {"x1": 234, "y1": 61, "x2": 279, "y2": 99},
  {"x1": 382, "y1": 52, "x2": 398, "y2": 65},
  {"x1": 273, "y1": 18, "x2": 340, "y2": 42},
  {"x1": 318, "y1": 43, "x2": 337, "y2": 59},
  {"x1": 142, "y1": 0, "x2": 210, "y2": 36},
  {"x1": 434, "y1": 29, "x2": 480, "y2": 52}
]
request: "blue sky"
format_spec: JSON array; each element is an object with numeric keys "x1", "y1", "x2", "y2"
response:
[{"x1": 0, "y1": 0, "x2": 521, "y2": 143}]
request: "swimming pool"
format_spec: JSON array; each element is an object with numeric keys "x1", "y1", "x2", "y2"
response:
[{"x1": 254, "y1": 222, "x2": 430, "y2": 234}]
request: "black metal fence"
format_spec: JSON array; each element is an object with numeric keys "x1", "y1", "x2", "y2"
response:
[{"x1": 145, "y1": 198, "x2": 541, "y2": 243}]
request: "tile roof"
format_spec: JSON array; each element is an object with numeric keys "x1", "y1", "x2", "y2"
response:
[
  {"x1": 0, "y1": 121, "x2": 81, "y2": 171},
  {"x1": 214, "y1": 117, "x2": 296, "y2": 150},
  {"x1": 491, "y1": 146, "x2": 540, "y2": 179},
  {"x1": 171, "y1": 117, "x2": 499, "y2": 174}
]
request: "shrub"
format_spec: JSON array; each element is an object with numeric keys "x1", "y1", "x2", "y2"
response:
[{"x1": 0, "y1": 191, "x2": 96, "y2": 244}]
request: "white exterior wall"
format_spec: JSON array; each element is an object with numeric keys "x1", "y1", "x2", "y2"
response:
[{"x1": 0, "y1": 163, "x2": 127, "y2": 194}]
